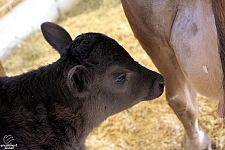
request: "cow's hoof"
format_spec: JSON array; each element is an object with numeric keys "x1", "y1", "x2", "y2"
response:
[{"x1": 183, "y1": 128, "x2": 212, "y2": 150}]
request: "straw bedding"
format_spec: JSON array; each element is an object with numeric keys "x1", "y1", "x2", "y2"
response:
[
  {"x1": 1, "y1": 0, "x2": 224, "y2": 149},
  {"x1": 0, "y1": 0, "x2": 23, "y2": 18}
]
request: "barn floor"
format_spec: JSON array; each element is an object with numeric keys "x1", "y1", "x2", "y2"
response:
[{"x1": 2, "y1": 0, "x2": 225, "y2": 149}]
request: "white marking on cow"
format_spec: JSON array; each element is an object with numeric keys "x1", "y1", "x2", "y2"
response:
[
  {"x1": 195, "y1": 119, "x2": 204, "y2": 144},
  {"x1": 199, "y1": 130, "x2": 205, "y2": 144},
  {"x1": 203, "y1": 65, "x2": 208, "y2": 74},
  {"x1": 195, "y1": 119, "x2": 199, "y2": 132},
  {"x1": 169, "y1": 94, "x2": 179, "y2": 100}
]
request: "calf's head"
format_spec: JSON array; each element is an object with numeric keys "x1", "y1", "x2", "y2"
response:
[{"x1": 41, "y1": 22, "x2": 164, "y2": 128}]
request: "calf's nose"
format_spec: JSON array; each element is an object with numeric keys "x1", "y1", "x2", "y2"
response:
[{"x1": 157, "y1": 75, "x2": 165, "y2": 89}]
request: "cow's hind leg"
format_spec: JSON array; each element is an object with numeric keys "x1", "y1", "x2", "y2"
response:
[
  {"x1": 165, "y1": 75, "x2": 212, "y2": 150},
  {"x1": 144, "y1": 45, "x2": 212, "y2": 149},
  {"x1": 142, "y1": 44, "x2": 212, "y2": 149}
]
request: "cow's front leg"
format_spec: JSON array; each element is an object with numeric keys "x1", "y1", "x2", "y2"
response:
[{"x1": 165, "y1": 78, "x2": 212, "y2": 150}]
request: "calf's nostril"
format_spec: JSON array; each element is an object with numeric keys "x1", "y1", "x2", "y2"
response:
[
  {"x1": 156, "y1": 75, "x2": 165, "y2": 89},
  {"x1": 159, "y1": 81, "x2": 165, "y2": 89}
]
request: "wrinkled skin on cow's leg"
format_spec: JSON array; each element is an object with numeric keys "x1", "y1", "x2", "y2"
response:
[{"x1": 165, "y1": 77, "x2": 212, "y2": 150}]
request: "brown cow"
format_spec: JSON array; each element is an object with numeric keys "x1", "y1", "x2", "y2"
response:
[{"x1": 121, "y1": 0, "x2": 225, "y2": 150}]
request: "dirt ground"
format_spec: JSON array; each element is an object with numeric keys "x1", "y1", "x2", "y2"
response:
[{"x1": 1, "y1": 0, "x2": 225, "y2": 149}]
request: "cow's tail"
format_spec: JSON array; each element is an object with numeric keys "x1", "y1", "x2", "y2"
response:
[
  {"x1": 0, "y1": 62, "x2": 5, "y2": 76},
  {"x1": 212, "y1": 0, "x2": 225, "y2": 121}
]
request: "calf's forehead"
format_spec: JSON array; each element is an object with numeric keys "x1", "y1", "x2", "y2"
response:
[{"x1": 66, "y1": 33, "x2": 135, "y2": 69}]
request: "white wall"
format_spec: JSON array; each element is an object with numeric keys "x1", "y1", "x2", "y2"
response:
[{"x1": 0, "y1": 0, "x2": 81, "y2": 61}]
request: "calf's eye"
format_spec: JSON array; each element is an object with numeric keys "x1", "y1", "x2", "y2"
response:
[{"x1": 116, "y1": 74, "x2": 126, "y2": 84}]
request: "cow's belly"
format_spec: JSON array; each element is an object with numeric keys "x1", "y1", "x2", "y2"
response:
[{"x1": 170, "y1": 0, "x2": 223, "y2": 100}]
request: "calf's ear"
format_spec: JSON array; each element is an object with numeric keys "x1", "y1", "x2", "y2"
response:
[
  {"x1": 41, "y1": 21, "x2": 72, "y2": 55},
  {"x1": 67, "y1": 65, "x2": 90, "y2": 97}
]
